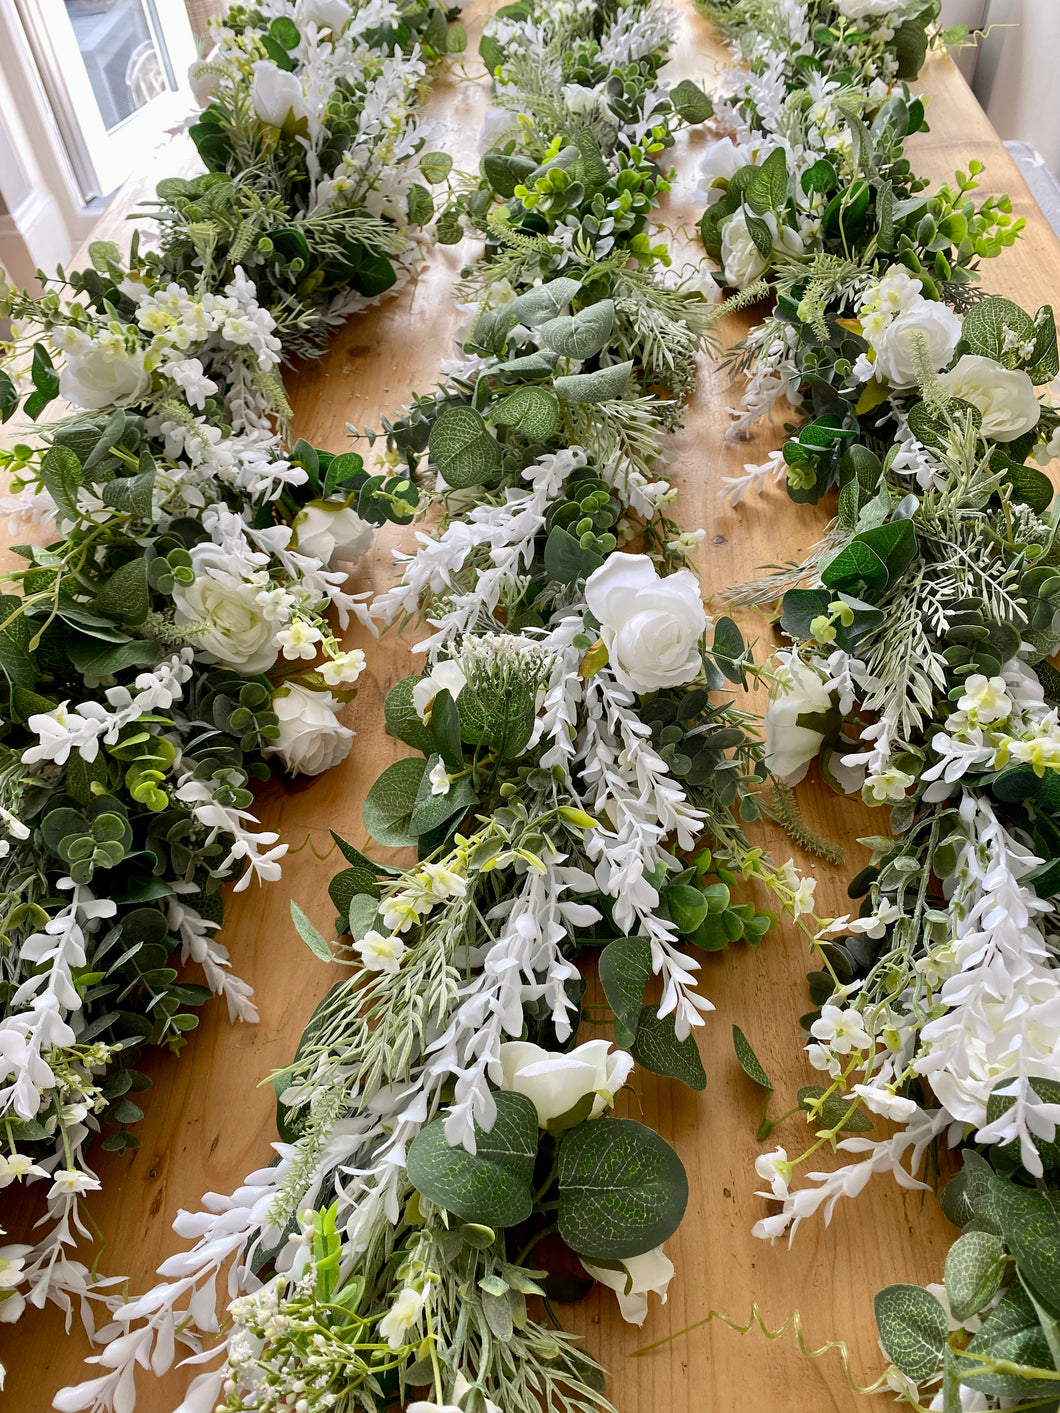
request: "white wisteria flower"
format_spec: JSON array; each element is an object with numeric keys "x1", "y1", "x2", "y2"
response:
[
  {"x1": 850, "y1": 1084, "x2": 918, "y2": 1122},
  {"x1": 171, "y1": 545, "x2": 279, "y2": 674},
  {"x1": 292, "y1": 499, "x2": 374, "y2": 569},
  {"x1": 584, "y1": 553, "x2": 707, "y2": 694},
  {"x1": 581, "y1": 1245, "x2": 675, "y2": 1326},
  {"x1": 264, "y1": 683, "x2": 354, "y2": 777},
  {"x1": 936, "y1": 354, "x2": 1041, "y2": 442},
  {"x1": 498, "y1": 1038, "x2": 634, "y2": 1128}
]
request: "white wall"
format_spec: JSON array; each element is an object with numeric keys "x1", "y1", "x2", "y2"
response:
[{"x1": 941, "y1": 0, "x2": 1060, "y2": 176}]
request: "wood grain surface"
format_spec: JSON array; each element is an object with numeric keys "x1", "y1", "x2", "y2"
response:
[{"x1": 3, "y1": 7, "x2": 1059, "y2": 1409}]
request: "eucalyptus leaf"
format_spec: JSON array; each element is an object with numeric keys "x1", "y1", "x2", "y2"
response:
[
  {"x1": 362, "y1": 757, "x2": 427, "y2": 849},
  {"x1": 406, "y1": 1092, "x2": 538, "y2": 1228},
  {"x1": 631, "y1": 1005, "x2": 706, "y2": 1090},
  {"x1": 875, "y1": 1284, "x2": 948, "y2": 1380}
]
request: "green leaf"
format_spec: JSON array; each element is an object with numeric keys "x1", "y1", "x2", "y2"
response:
[
  {"x1": 30, "y1": 343, "x2": 59, "y2": 401},
  {"x1": 557, "y1": 1117, "x2": 688, "y2": 1260},
  {"x1": 797, "y1": 1085, "x2": 873, "y2": 1133},
  {"x1": 406, "y1": 1091, "x2": 538, "y2": 1228},
  {"x1": 712, "y1": 615, "x2": 745, "y2": 684},
  {"x1": 962, "y1": 1281, "x2": 1059, "y2": 1398},
  {"x1": 407, "y1": 183, "x2": 434, "y2": 227},
  {"x1": 554, "y1": 361, "x2": 633, "y2": 405},
  {"x1": 892, "y1": 19, "x2": 930, "y2": 80},
  {"x1": 383, "y1": 675, "x2": 434, "y2": 752},
  {"x1": 431, "y1": 688, "x2": 463, "y2": 771},
  {"x1": 428, "y1": 407, "x2": 501, "y2": 489},
  {"x1": 290, "y1": 902, "x2": 332, "y2": 963},
  {"x1": 598, "y1": 937, "x2": 653, "y2": 1045},
  {"x1": 419, "y1": 151, "x2": 453, "y2": 184},
  {"x1": 543, "y1": 525, "x2": 604, "y2": 585},
  {"x1": 732, "y1": 1025, "x2": 773, "y2": 1091},
  {"x1": 505, "y1": 278, "x2": 582, "y2": 327},
  {"x1": 446, "y1": 20, "x2": 467, "y2": 51},
  {"x1": 631, "y1": 1005, "x2": 706, "y2": 1090},
  {"x1": 944, "y1": 1230, "x2": 1007, "y2": 1322},
  {"x1": 269, "y1": 14, "x2": 300, "y2": 46},
  {"x1": 408, "y1": 752, "x2": 477, "y2": 837},
  {"x1": 538, "y1": 300, "x2": 615, "y2": 360},
  {"x1": 744, "y1": 213, "x2": 774, "y2": 259},
  {"x1": 0, "y1": 368, "x2": 17, "y2": 421},
  {"x1": 1027, "y1": 305, "x2": 1059, "y2": 384},
  {"x1": 102, "y1": 469, "x2": 155, "y2": 519},
  {"x1": 959, "y1": 296, "x2": 1035, "y2": 363},
  {"x1": 801, "y1": 158, "x2": 838, "y2": 195},
  {"x1": 362, "y1": 757, "x2": 427, "y2": 849},
  {"x1": 663, "y1": 883, "x2": 708, "y2": 934},
  {"x1": 670, "y1": 78, "x2": 713, "y2": 124},
  {"x1": 491, "y1": 386, "x2": 560, "y2": 440},
  {"x1": 39, "y1": 444, "x2": 83, "y2": 520},
  {"x1": 986, "y1": 1176, "x2": 1060, "y2": 1317},
  {"x1": 746, "y1": 147, "x2": 789, "y2": 214},
  {"x1": 874, "y1": 1284, "x2": 948, "y2": 1380},
  {"x1": 93, "y1": 557, "x2": 150, "y2": 625},
  {"x1": 481, "y1": 152, "x2": 536, "y2": 199}
]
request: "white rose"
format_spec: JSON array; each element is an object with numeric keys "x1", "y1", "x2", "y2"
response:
[
  {"x1": 264, "y1": 682, "x2": 353, "y2": 776},
  {"x1": 292, "y1": 499, "x2": 373, "y2": 569},
  {"x1": 296, "y1": 0, "x2": 350, "y2": 29},
  {"x1": 868, "y1": 296, "x2": 962, "y2": 389},
  {"x1": 498, "y1": 1039, "x2": 635, "y2": 1129},
  {"x1": 720, "y1": 210, "x2": 770, "y2": 290},
  {"x1": 936, "y1": 353, "x2": 1041, "y2": 443},
  {"x1": 764, "y1": 653, "x2": 834, "y2": 785},
  {"x1": 581, "y1": 1245, "x2": 675, "y2": 1326},
  {"x1": 412, "y1": 660, "x2": 468, "y2": 719},
  {"x1": 584, "y1": 553, "x2": 708, "y2": 695},
  {"x1": 171, "y1": 545, "x2": 278, "y2": 675},
  {"x1": 188, "y1": 61, "x2": 220, "y2": 108},
  {"x1": 59, "y1": 344, "x2": 151, "y2": 411},
  {"x1": 835, "y1": 0, "x2": 899, "y2": 17},
  {"x1": 250, "y1": 61, "x2": 307, "y2": 129}
]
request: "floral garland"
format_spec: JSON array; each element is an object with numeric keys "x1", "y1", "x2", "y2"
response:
[
  {"x1": 9, "y1": 0, "x2": 1052, "y2": 1411},
  {"x1": 696, "y1": 2, "x2": 1060, "y2": 1408},
  {"x1": 45, "y1": 1, "x2": 838, "y2": 1410},
  {"x1": 0, "y1": 0, "x2": 461, "y2": 1373}
]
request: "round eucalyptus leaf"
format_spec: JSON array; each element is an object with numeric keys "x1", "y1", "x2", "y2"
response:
[{"x1": 406, "y1": 1091, "x2": 538, "y2": 1229}]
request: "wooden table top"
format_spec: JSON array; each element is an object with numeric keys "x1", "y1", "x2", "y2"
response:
[{"x1": 3, "y1": 6, "x2": 1059, "y2": 1410}]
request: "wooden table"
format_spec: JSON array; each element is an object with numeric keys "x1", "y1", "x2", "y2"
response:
[{"x1": 4, "y1": 6, "x2": 1060, "y2": 1409}]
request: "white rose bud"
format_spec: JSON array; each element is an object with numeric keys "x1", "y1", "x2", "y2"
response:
[
  {"x1": 764, "y1": 653, "x2": 834, "y2": 785},
  {"x1": 264, "y1": 682, "x2": 353, "y2": 776},
  {"x1": 292, "y1": 499, "x2": 373, "y2": 569},
  {"x1": 585, "y1": 553, "x2": 708, "y2": 695},
  {"x1": 868, "y1": 295, "x2": 962, "y2": 389},
  {"x1": 171, "y1": 545, "x2": 279, "y2": 675},
  {"x1": 498, "y1": 1039, "x2": 635, "y2": 1129},
  {"x1": 936, "y1": 353, "x2": 1041, "y2": 443},
  {"x1": 296, "y1": 0, "x2": 351, "y2": 30},
  {"x1": 59, "y1": 343, "x2": 151, "y2": 412},
  {"x1": 720, "y1": 210, "x2": 770, "y2": 290},
  {"x1": 581, "y1": 1245, "x2": 676, "y2": 1326},
  {"x1": 250, "y1": 60, "x2": 307, "y2": 130}
]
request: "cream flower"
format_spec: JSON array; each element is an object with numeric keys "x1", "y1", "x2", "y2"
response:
[
  {"x1": 584, "y1": 553, "x2": 707, "y2": 694},
  {"x1": 581, "y1": 1246, "x2": 675, "y2": 1326},
  {"x1": 499, "y1": 1038, "x2": 635, "y2": 1128},
  {"x1": 264, "y1": 683, "x2": 354, "y2": 777},
  {"x1": 59, "y1": 342, "x2": 151, "y2": 411},
  {"x1": 936, "y1": 354, "x2": 1041, "y2": 442},
  {"x1": 412, "y1": 660, "x2": 469, "y2": 719},
  {"x1": 292, "y1": 500, "x2": 373, "y2": 569},
  {"x1": 763, "y1": 654, "x2": 833, "y2": 785},
  {"x1": 355, "y1": 930, "x2": 405, "y2": 974},
  {"x1": 171, "y1": 545, "x2": 279, "y2": 675},
  {"x1": 867, "y1": 297, "x2": 962, "y2": 389},
  {"x1": 250, "y1": 60, "x2": 307, "y2": 129},
  {"x1": 378, "y1": 1286, "x2": 424, "y2": 1350},
  {"x1": 957, "y1": 673, "x2": 1013, "y2": 724}
]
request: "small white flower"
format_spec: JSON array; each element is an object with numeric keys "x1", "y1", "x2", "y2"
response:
[
  {"x1": 0, "y1": 1154, "x2": 45, "y2": 1186},
  {"x1": 850, "y1": 1084, "x2": 918, "y2": 1122},
  {"x1": 276, "y1": 619, "x2": 324, "y2": 661},
  {"x1": 810, "y1": 1004, "x2": 871, "y2": 1056},
  {"x1": 319, "y1": 649, "x2": 366, "y2": 686},
  {"x1": 581, "y1": 1246, "x2": 675, "y2": 1326},
  {"x1": 957, "y1": 673, "x2": 1013, "y2": 724},
  {"x1": 428, "y1": 760, "x2": 451, "y2": 796},
  {"x1": 419, "y1": 861, "x2": 466, "y2": 900},
  {"x1": 754, "y1": 1145, "x2": 791, "y2": 1199},
  {"x1": 378, "y1": 1286, "x2": 424, "y2": 1350},
  {"x1": 864, "y1": 768, "x2": 914, "y2": 805},
  {"x1": 49, "y1": 1168, "x2": 101, "y2": 1199},
  {"x1": 354, "y1": 930, "x2": 405, "y2": 974}
]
